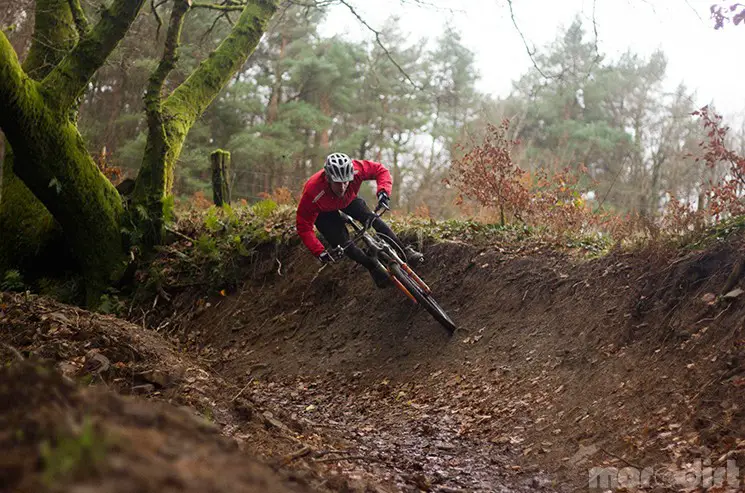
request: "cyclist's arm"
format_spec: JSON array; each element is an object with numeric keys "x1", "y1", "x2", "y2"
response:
[
  {"x1": 356, "y1": 160, "x2": 392, "y2": 197},
  {"x1": 296, "y1": 194, "x2": 325, "y2": 257}
]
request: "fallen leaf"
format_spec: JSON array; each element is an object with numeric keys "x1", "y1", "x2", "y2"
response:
[
  {"x1": 724, "y1": 288, "x2": 744, "y2": 299},
  {"x1": 48, "y1": 312, "x2": 71, "y2": 324}
]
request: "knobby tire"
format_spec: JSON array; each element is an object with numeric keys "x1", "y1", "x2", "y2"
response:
[{"x1": 389, "y1": 264, "x2": 457, "y2": 334}]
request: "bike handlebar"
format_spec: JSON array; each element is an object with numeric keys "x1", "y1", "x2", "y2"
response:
[{"x1": 340, "y1": 203, "x2": 388, "y2": 232}]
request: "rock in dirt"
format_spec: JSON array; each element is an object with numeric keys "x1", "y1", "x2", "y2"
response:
[
  {"x1": 82, "y1": 349, "x2": 110, "y2": 374},
  {"x1": 435, "y1": 441, "x2": 457, "y2": 451},
  {"x1": 132, "y1": 383, "x2": 155, "y2": 394},
  {"x1": 568, "y1": 443, "x2": 598, "y2": 465},
  {"x1": 138, "y1": 368, "x2": 176, "y2": 388},
  {"x1": 263, "y1": 411, "x2": 291, "y2": 432}
]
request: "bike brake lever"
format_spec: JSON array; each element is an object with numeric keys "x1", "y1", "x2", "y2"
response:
[
  {"x1": 373, "y1": 203, "x2": 390, "y2": 215},
  {"x1": 330, "y1": 245, "x2": 345, "y2": 260},
  {"x1": 369, "y1": 204, "x2": 389, "y2": 228}
]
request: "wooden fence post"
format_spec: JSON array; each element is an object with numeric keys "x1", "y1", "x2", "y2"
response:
[{"x1": 211, "y1": 149, "x2": 231, "y2": 206}]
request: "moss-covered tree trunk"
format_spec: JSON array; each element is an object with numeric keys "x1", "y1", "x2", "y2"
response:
[
  {"x1": 0, "y1": 0, "x2": 277, "y2": 305},
  {"x1": 0, "y1": 0, "x2": 146, "y2": 304},
  {"x1": 132, "y1": 0, "x2": 278, "y2": 245},
  {"x1": 0, "y1": 0, "x2": 79, "y2": 274}
]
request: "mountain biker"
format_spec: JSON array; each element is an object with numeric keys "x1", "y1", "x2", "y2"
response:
[{"x1": 296, "y1": 152, "x2": 424, "y2": 288}]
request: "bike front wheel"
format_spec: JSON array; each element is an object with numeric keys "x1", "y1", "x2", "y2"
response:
[{"x1": 388, "y1": 263, "x2": 457, "y2": 334}]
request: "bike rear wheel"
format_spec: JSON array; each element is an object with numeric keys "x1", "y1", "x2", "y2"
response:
[{"x1": 389, "y1": 263, "x2": 457, "y2": 334}]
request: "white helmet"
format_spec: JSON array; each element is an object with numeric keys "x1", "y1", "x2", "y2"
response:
[{"x1": 324, "y1": 152, "x2": 354, "y2": 182}]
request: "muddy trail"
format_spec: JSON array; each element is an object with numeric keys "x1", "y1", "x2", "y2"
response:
[
  {"x1": 0, "y1": 288, "x2": 549, "y2": 492},
  {"x1": 4, "y1": 232, "x2": 745, "y2": 492}
]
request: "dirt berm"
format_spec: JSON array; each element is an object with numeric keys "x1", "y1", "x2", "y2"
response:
[
  {"x1": 160, "y1": 232, "x2": 745, "y2": 491},
  {"x1": 4, "y1": 231, "x2": 745, "y2": 492}
]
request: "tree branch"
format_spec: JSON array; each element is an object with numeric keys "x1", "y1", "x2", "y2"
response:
[
  {"x1": 150, "y1": 0, "x2": 170, "y2": 40},
  {"x1": 141, "y1": 0, "x2": 190, "y2": 198},
  {"x1": 506, "y1": 0, "x2": 600, "y2": 81},
  {"x1": 41, "y1": 0, "x2": 147, "y2": 112},
  {"x1": 506, "y1": 0, "x2": 550, "y2": 80},
  {"x1": 336, "y1": 0, "x2": 422, "y2": 90},
  {"x1": 67, "y1": 0, "x2": 92, "y2": 35},
  {"x1": 192, "y1": 1, "x2": 248, "y2": 11},
  {"x1": 152, "y1": 0, "x2": 164, "y2": 40},
  {"x1": 200, "y1": 10, "x2": 230, "y2": 45},
  {"x1": 132, "y1": 0, "x2": 277, "y2": 226},
  {"x1": 163, "y1": 0, "x2": 278, "y2": 127},
  {"x1": 23, "y1": 0, "x2": 80, "y2": 80},
  {"x1": 583, "y1": 0, "x2": 602, "y2": 78},
  {"x1": 146, "y1": 0, "x2": 190, "y2": 119},
  {"x1": 591, "y1": 0, "x2": 599, "y2": 61},
  {"x1": 282, "y1": 0, "x2": 336, "y2": 8}
]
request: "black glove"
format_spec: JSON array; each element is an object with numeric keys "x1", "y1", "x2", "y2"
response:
[
  {"x1": 318, "y1": 251, "x2": 335, "y2": 264},
  {"x1": 376, "y1": 190, "x2": 390, "y2": 210},
  {"x1": 319, "y1": 246, "x2": 343, "y2": 264}
]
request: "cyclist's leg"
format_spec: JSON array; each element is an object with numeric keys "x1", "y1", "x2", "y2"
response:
[
  {"x1": 315, "y1": 211, "x2": 374, "y2": 267},
  {"x1": 343, "y1": 198, "x2": 404, "y2": 247},
  {"x1": 314, "y1": 211, "x2": 347, "y2": 248}
]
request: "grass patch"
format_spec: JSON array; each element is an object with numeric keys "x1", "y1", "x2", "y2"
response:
[
  {"x1": 135, "y1": 200, "x2": 298, "y2": 296},
  {"x1": 40, "y1": 416, "x2": 107, "y2": 485},
  {"x1": 686, "y1": 215, "x2": 745, "y2": 250},
  {"x1": 137, "y1": 201, "x2": 745, "y2": 301}
]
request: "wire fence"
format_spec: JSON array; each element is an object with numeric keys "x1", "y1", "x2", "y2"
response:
[{"x1": 229, "y1": 169, "x2": 309, "y2": 202}]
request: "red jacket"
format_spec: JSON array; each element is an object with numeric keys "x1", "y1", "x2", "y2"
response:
[{"x1": 296, "y1": 160, "x2": 393, "y2": 256}]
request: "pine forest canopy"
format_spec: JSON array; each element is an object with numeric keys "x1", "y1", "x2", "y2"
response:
[
  {"x1": 0, "y1": 0, "x2": 740, "y2": 304},
  {"x1": 3, "y1": 1, "x2": 734, "y2": 212}
]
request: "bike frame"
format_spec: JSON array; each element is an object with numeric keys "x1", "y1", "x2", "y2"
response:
[{"x1": 336, "y1": 206, "x2": 431, "y2": 302}]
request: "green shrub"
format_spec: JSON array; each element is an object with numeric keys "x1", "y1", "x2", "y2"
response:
[{"x1": 1, "y1": 270, "x2": 25, "y2": 292}]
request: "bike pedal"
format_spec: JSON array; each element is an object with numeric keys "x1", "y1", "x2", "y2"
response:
[{"x1": 408, "y1": 254, "x2": 424, "y2": 264}]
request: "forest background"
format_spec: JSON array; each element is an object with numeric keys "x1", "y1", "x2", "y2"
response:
[{"x1": 1, "y1": 0, "x2": 743, "y2": 224}]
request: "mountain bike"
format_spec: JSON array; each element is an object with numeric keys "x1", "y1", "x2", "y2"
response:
[{"x1": 328, "y1": 205, "x2": 457, "y2": 334}]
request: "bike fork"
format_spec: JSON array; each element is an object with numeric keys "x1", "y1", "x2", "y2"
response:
[
  {"x1": 379, "y1": 263, "x2": 417, "y2": 304},
  {"x1": 401, "y1": 263, "x2": 431, "y2": 294}
]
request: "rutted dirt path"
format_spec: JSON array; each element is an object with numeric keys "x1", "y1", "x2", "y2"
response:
[
  {"x1": 249, "y1": 374, "x2": 555, "y2": 492},
  {"x1": 0, "y1": 288, "x2": 552, "y2": 492},
  {"x1": 4, "y1": 232, "x2": 745, "y2": 491}
]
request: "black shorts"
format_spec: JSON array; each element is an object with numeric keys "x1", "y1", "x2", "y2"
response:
[{"x1": 314, "y1": 197, "x2": 375, "y2": 248}]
